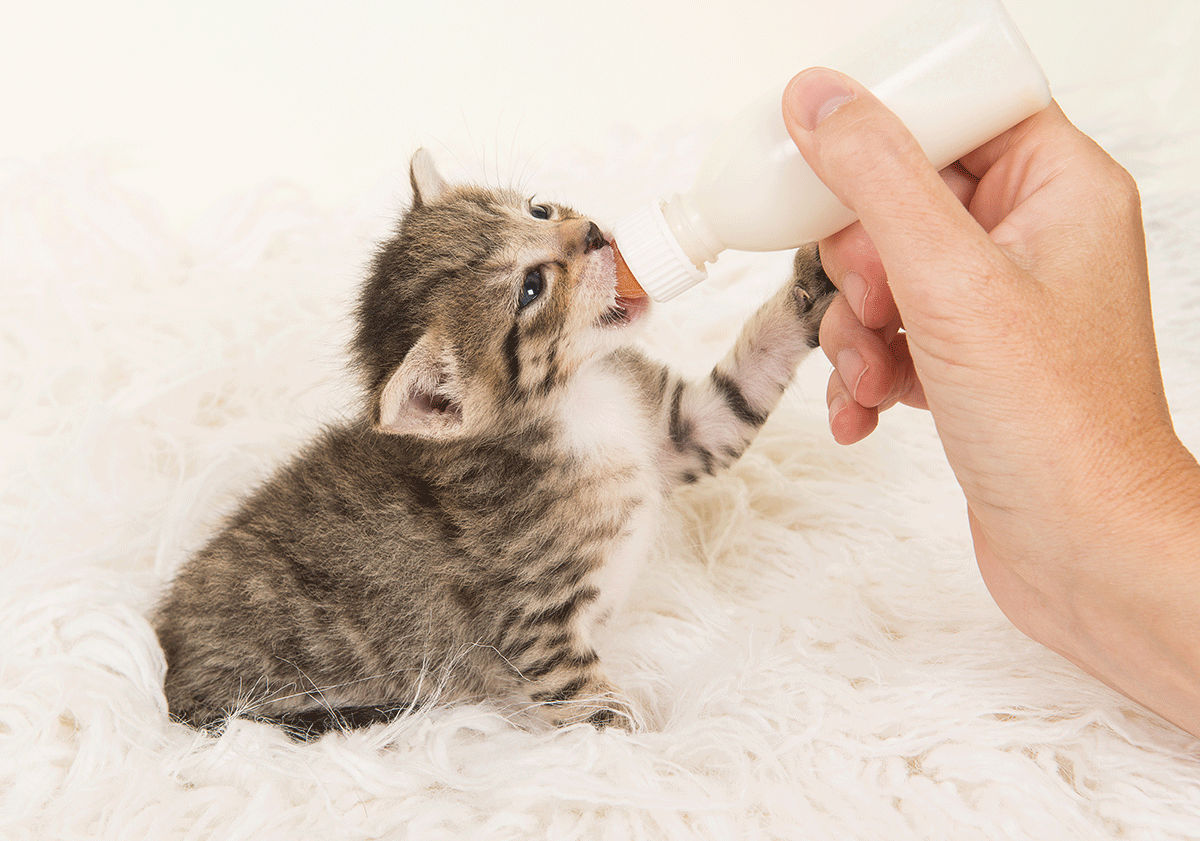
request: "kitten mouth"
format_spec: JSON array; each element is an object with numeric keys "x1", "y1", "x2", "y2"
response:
[
  {"x1": 598, "y1": 293, "x2": 650, "y2": 328},
  {"x1": 594, "y1": 243, "x2": 650, "y2": 329}
]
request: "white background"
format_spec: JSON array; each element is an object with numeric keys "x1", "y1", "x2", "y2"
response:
[
  {"x1": 4, "y1": 7, "x2": 1200, "y2": 837},
  {"x1": 3, "y1": 0, "x2": 1196, "y2": 226}
]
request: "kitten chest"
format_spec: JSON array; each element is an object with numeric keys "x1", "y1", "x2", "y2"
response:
[{"x1": 557, "y1": 363, "x2": 662, "y2": 633}]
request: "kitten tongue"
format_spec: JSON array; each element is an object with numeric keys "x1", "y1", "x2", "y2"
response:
[{"x1": 610, "y1": 240, "x2": 647, "y2": 299}]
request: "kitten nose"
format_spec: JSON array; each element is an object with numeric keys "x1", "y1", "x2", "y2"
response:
[{"x1": 583, "y1": 221, "x2": 606, "y2": 254}]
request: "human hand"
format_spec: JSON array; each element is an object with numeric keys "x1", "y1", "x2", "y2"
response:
[{"x1": 782, "y1": 67, "x2": 1200, "y2": 736}]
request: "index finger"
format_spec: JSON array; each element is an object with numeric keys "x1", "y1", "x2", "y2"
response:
[{"x1": 817, "y1": 162, "x2": 980, "y2": 330}]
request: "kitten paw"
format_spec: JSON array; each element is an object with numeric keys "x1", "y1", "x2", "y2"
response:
[
  {"x1": 585, "y1": 704, "x2": 635, "y2": 732},
  {"x1": 789, "y1": 245, "x2": 838, "y2": 346},
  {"x1": 530, "y1": 679, "x2": 637, "y2": 731},
  {"x1": 791, "y1": 244, "x2": 836, "y2": 303}
]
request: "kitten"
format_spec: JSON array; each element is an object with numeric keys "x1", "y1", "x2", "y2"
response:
[{"x1": 153, "y1": 150, "x2": 836, "y2": 737}]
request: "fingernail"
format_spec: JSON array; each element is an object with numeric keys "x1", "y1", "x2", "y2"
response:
[
  {"x1": 784, "y1": 68, "x2": 856, "y2": 131},
  {"x1": 836, "y1": 348, "x2": 868, "y2": 403},
  {"x1": 828, "y1": 394, "x2": 849, "y2": 430},
  {"x1": 841, "y1": 271, "x2": 869, "y2": 322}
]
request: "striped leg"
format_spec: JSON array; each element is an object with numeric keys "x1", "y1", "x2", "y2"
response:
[
  {"x1": 661, "y1": 247, "x2": 836, "y2": 487},
  {"x1": 492, "y1": 587, "x2": 635, "y2": 729}
]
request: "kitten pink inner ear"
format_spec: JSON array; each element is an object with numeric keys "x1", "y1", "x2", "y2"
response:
[
  {"x1": 409, "y1": 148, "x2": 449, "y2": 207},
  {"x1": 377, "y1": 335, "x2": 464, "y2": 437}
]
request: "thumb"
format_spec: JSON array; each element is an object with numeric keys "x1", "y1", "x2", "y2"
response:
[{"x1": 782, "y1": 68, "x2": 1001, "y2": 290}]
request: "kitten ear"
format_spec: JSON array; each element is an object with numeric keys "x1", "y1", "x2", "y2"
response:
[
  {"x1": 376, "y1": 331, "x2": 465, "y2": 438},
  {"x1": 409, "y1": 148, "x2": 449, "y2": 208}
]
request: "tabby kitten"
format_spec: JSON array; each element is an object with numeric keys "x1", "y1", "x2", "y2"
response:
[{"x1": 154, "y1": 150, "x2": 836, "y2": 736}]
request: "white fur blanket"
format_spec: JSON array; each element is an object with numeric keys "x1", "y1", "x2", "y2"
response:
[{"x1": 4, "y1": 112, "x2": 1200, "y2": 840}]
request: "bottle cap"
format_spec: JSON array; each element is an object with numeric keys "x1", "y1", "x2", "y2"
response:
[{"x1": 611, "y1": 202, "x2": 707, "y2": 302}]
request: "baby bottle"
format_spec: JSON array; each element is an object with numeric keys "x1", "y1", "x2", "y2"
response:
[{"x1": 612, "y1": 0, "x2": 1051, "y2": 301}]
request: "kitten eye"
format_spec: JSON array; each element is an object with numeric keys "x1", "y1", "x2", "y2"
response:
[
  {"x1": 518, "y1": 268, "x2": 544, "y2": 310},
  {"x1": 530, "y1": 203, "x2": 551, "y2": 220}
]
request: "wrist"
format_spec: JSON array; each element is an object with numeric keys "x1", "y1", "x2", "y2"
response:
[{"x1": 1037, "y1": 438, "x2": 1200, "y2": 735}]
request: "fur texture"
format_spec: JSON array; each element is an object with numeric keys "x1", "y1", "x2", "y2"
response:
[
  {"x1": 153, "y1": 154, "x2": 837, "y2": 734},
  {"x1": 4, "y1": 123, "x2": 1200, "y2": 838}
]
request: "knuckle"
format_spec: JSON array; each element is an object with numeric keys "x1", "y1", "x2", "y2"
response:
[
  {"x1": 1112, "y1": 163, "x2": 1140, "y2": 198},
  {"x1": 1111, "y1": 165, "x2": 1142, "y2": 216},
  {"x1": 1085, "y1": 163, "x2": 1143, "y2": 232},
  {"x1": 1081, "y1": 147, "x2": 1142, "y2": 221}
]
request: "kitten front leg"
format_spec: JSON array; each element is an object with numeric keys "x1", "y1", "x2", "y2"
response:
[
  {"x1": 660, "y1": 246, "x2": 837, "y2": 486},
  {"x1": 527, "y1": 665, "x2": 634, "y2": 730},
  {"x1": 491, "y1": 594, "x2": 635, "y2": 730}
]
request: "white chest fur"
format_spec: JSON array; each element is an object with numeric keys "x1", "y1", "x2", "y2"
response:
[
  {"x1": 557, "y1": 361, "x2": 662, "y2": 640},
  {"x1": 556, "y1": 361, "x2": 654, "y2": 467}
]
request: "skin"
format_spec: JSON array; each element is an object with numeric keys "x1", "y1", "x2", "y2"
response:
[{"x1": 781, "y1": 67, "x2": 1200, "y2": 738}]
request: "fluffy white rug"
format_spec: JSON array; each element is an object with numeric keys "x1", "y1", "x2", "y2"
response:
[{"x1": 4, "y1": 115, "x2": 1200, "y2": 840}]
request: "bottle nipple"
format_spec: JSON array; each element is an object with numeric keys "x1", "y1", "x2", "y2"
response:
[{"x1": 610, "y1": 240, "x2": 647, "y2": 299}]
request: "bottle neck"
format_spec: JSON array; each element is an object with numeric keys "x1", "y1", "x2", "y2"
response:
[{"x1": 661, "y1": 193, "x2": 724, "y2": 269}]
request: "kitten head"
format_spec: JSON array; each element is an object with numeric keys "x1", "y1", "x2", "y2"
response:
[{"x1": 353, "y1": 149, "x2": 650, "y2": 439}]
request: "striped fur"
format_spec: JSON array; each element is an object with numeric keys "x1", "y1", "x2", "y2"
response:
[{"x1": 153, "y1": 154, "x2": 837, "y2": 737}]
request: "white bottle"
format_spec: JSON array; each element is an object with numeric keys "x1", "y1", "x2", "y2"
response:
[{"x1": 612, "y1": 0, "x2": 1052, "y2": 301}]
